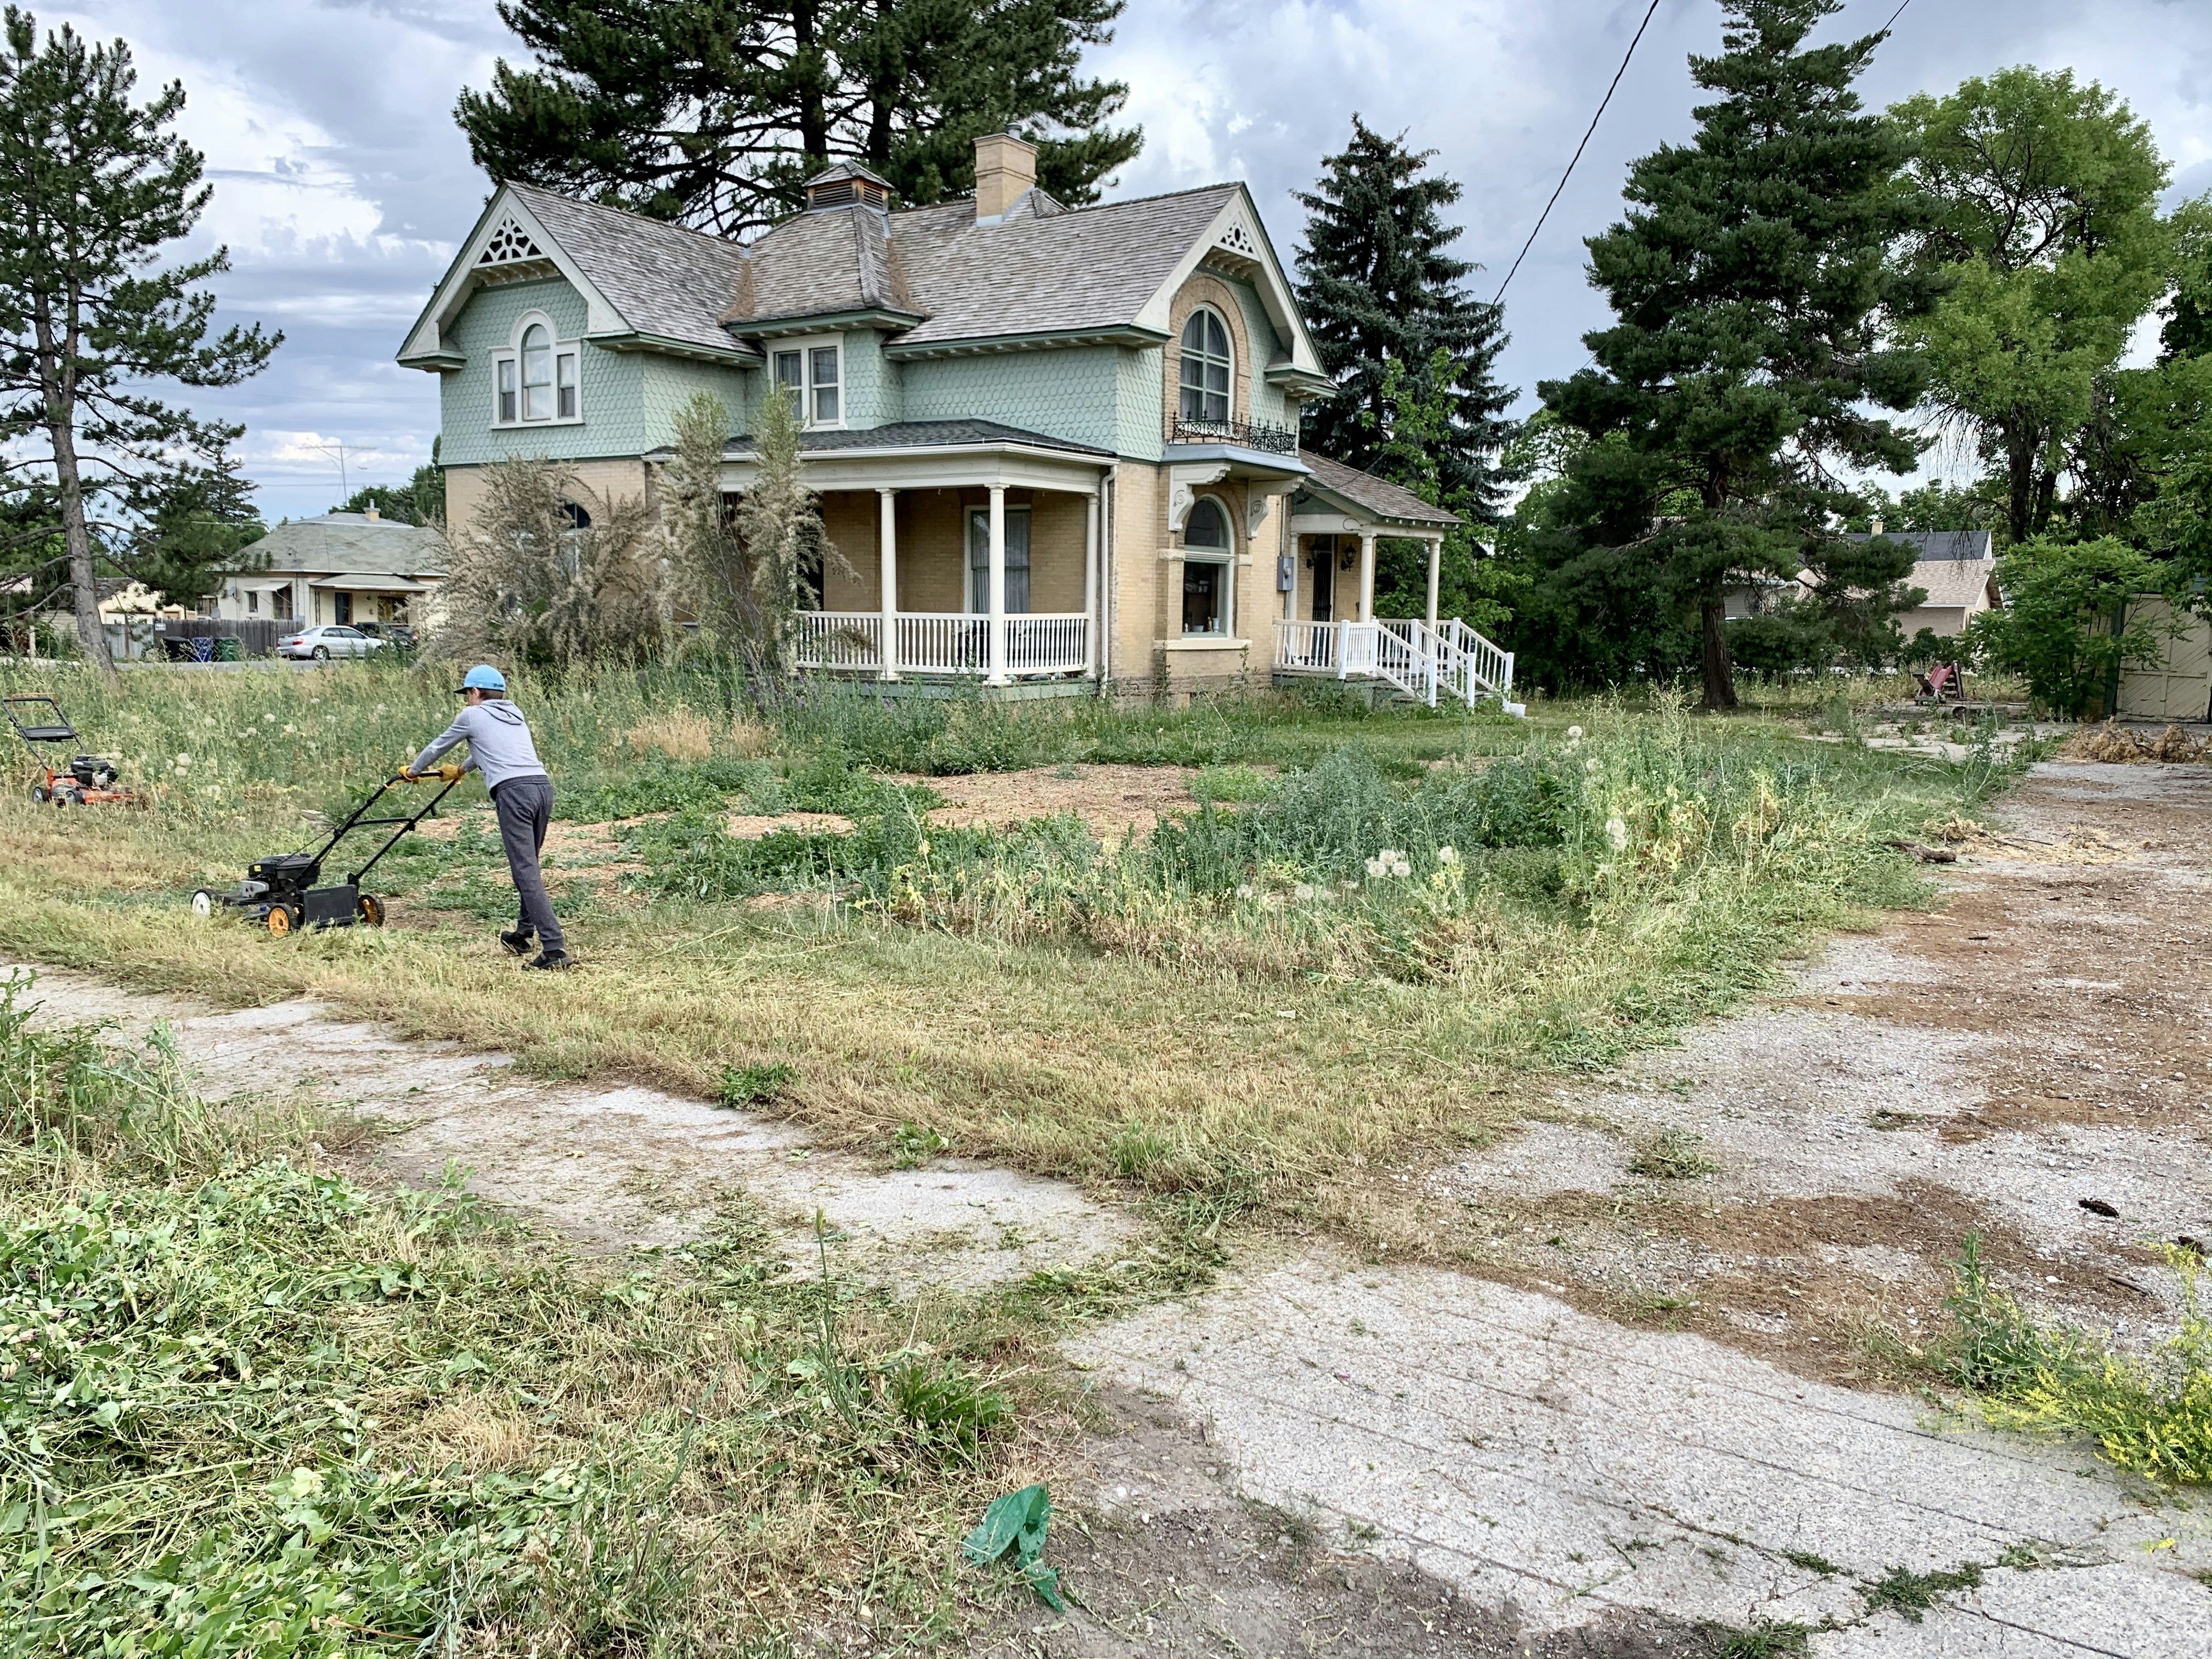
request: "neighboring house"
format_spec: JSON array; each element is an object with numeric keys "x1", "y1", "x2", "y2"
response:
[
  {"x1": 397, "y1": 136, "x2": 1511, "y2": 706},
  {"x1": 211, "y1": 510, "x2": 448, "y2": 629},
  {"x1": 1722, "y1": 527, "x2": 2001, "y2": 646},
  {"x1": 1854, "y1": 529, "x2": 2000, "y2": 640}
]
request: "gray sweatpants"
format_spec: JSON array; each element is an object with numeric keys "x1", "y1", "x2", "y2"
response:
[{"x1": 492, "y1": 776, "x2": 563, "y2": 952}]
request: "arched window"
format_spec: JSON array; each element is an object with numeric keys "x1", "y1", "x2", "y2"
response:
[
  {"x1": 1184, "y1": 496, "x2": 1230, "y2": 550},
  {"x1": 1181, "y1": 495, "x2": 1233, "y2": 637},
  {"x1": 494, "y1": 314, "x2": 582, "y2": 427},
  {"x1": 521, "y1": 323, "x2": 553, "y2": 421},
  {"x1": 1179, "y1": 308, "x2": 1232, "y2": 424}
]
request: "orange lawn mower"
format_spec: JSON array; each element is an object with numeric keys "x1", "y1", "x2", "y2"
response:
[
  {"x1": 6, "y1": 695, "x2": 136, "y2": 806},
  {"x1": 191, "y1": 765, "x2": 466, "y2": 936}
]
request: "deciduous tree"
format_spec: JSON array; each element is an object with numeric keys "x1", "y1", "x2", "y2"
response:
[
  {"x1": 0, "y1": 10, "x2": 279, "y2": 667},
  {"x1": 1890, "y1": 68, "x2": 2171, "y2": 545}
]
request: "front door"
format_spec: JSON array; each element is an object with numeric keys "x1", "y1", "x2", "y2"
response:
[
  {"x1": 334, "y1": 591, "x2": 353, "y2": 627},
  {"x1": 966, "y1": 506, "x2": 1031, "y2": 613},
  {"x1": 1311, "y1": 538, "x2": 1334, "y2": 623}
]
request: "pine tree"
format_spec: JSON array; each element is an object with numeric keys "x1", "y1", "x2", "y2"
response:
[
  {"x1": 1534, "y1": 0, "x2": 1936, "y2": 708},
  {"x1": 456, "y1": 0, "x2": 1141, "y2": 235},
  {"x1": 1294, "y1": 117, "x2": 1513, "y2": 523},
  {"x1": 0, "y1": 10, "x2": 278, "y2": 668}
]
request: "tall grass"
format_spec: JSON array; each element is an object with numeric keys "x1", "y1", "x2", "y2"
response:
[{"x1": 0, "y1": 972, "x2": 1047, "y2": 1656}]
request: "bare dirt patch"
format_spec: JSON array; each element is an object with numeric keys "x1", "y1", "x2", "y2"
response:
[{"x1": 907, "y1": 764, "x2": 1217, "y2": 841}]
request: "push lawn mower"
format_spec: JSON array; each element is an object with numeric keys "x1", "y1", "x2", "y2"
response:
[
  {"x1": 193, "y1": 766, "x2": 465, "y2": 936},
  {"x1": 5, "y1": 695, "x2": 135, "y2": 806}
]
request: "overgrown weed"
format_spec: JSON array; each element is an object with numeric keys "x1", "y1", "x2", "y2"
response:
[{"x1": 1931, "y1": 1237, "x2": 2212, "y2": 1483}]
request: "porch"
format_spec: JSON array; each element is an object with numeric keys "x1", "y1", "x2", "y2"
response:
[{"x1": 1273, "y1": 616, "x2": 1516, "y2": 708}]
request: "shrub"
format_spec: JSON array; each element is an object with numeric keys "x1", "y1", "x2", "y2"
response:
[{"x1": 1966, "y1": 537, "x2": 2176, "y2": 715}]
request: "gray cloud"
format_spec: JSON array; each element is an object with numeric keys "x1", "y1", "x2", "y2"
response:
[{"x1": 42, "y1": 0, "x2": 2212, "y2": 519}]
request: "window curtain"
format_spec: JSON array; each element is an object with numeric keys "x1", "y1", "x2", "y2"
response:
[{"x1": 967, "y1": 508, "x2": 1031, "y2": 612}]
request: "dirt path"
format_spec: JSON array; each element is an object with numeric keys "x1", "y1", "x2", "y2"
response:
[
  {"x1": 1053, "y1": 760, "x2": 2212, "y2": 1658},
  {"x1": 8, "y1": 972, "x2": 1131, "y2": 1291}
]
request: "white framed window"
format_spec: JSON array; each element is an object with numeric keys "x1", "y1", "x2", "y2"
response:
[
  {"x1": 491, "y1": 311, "x2": 583, "y2": 428},
  {"x1": 965, "y1": 505, "x2": 1031, "y2": 613},
  {"x1": 1181, "y1": 494, "x2": 1234, "y2": 636},
  {"x1": 768, "y1": 335, "x2": 845, "y2": 429},
  {"x1": 1179, "y1": 307, "x2": 1233, "y2": 424}
]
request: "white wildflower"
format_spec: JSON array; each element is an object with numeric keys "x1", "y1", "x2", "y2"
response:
[
  {"x1": 263, "y1": 713, "x2": 275, "y2": 723},
  {"x1": 1437, "y1": 845, "x2": 1460, "y2": 866},
  {"x1": 1605, "y1": 816, "x2": 1629, "y2": 851},
  {"x1": 1293, "y1": 883, "x2": 1316, "y2": 901},
  {"x1": 1235, "y1": 884, "x2": 1254, "y2": 899},
  {"x1": 1390, "y1": 857, "x2": 1412, "y2": 878},
  {"x1": 1364, "y1": 855, "x2": 1386, "y2": 878},
  {"x1": 1567, "y1": 725, "x2": 1584, "y2": 740}
]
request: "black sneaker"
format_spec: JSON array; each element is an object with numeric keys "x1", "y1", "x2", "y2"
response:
[
  {"x1": 523, "y1": 948, "x2": 572, "y2": 971},
  {"x1": 499, "y1": 929, "x2": 533, "y2": 956}
]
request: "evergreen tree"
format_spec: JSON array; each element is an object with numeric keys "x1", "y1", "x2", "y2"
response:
[
  {"x1": 0, "y1": 11, "x2": 278, "y2": 667},
  {"x1": 457, "y1": 0, "x2": 1141, "y2": 235},
  {"x1": 1293, "y1": 116, "x2": 1513, "y2": 521},
  {"x1": 336, "y1": 464, "x2": 448, "y2": 528},
  {"x1": 1532, "y1": 0, "x2": 1936, "y2": 708}
]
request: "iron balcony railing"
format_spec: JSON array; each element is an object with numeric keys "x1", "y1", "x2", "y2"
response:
[{"x1": 1166, "y1": 415, "x2": 1299, "y2": 456}]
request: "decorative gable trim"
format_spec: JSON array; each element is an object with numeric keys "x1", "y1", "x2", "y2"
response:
[
  {"x1": 398, "y1": 188, "x2": 631, "y2": 373},
  {"x1": 1132, "y1": 187, "x2": 1326, "y2": 386}
]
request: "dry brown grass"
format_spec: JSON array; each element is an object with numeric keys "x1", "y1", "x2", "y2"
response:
[{"x1": 2066, "y1": 721, "x2": 2211, "y2": 764}]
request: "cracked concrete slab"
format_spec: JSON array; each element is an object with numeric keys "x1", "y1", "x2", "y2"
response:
[
  {"x1": 7, "y1": 964, "x2": 1132, "y2": 1289},
  {"x1": 1068, "y1": 1256, "x2": 2211, "y2": 1657}
]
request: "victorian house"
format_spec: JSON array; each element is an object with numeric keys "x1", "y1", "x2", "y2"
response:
[{"x1": 399, "y1": 135, "x2": 1514, "y2": 705}]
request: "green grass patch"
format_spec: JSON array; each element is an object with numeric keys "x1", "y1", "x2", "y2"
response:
[
  {"x1": 1933, "y1": 1237, "x2": 2212, "y2": 1484},
  {"x1": 0, "y1": 972, "x2": 1053, "y2": 1655}
]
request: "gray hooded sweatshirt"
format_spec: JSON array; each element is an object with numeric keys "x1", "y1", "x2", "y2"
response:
[{"x1": 411, "y1": 700, "x2": 549, "y2": 793}]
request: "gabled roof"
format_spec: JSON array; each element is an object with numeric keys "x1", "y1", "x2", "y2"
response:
[
  {"x1": 402, "y1": 175, "x2": 1328, "y2": 382},
  {"x1": 245, "y1": 514, "x2": 449, "y2": 579},
  {"x1": 400, "y1": 183, "x2": 760, "y2": 370},
  {"x1": 1293, "y1": 451, "x2": 1462, "y2": 531},
  {"x1": 1843, "y1": 529, "x2": 1994, "y2": 562}
]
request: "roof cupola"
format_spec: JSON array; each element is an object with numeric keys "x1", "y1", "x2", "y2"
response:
[{"x1": 804, "y1": 161, "x2": 892, "y2": 213}]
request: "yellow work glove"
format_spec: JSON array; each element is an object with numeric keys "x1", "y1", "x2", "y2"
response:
[{"x1": 397, "y1": 765, "x2": 420, "y2": 783}]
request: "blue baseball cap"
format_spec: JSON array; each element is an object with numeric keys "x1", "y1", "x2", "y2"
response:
[{"x1": 458, "y1": 664, "x2": 507, "y2": 693}]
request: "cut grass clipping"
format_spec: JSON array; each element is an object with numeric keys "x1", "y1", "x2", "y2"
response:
[
  {"x1": 0, "y1": 973, "x2": 1040, "y2": 1656},
  {"x1": 1937, "y1": 1236, "x2": 2212, "y2": 1484}
]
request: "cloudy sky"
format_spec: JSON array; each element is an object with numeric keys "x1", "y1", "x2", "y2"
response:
[{"x1": 44, "y1": 0, "x2": 2212, "y2": 521}]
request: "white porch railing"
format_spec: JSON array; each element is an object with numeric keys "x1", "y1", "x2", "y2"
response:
[
  {"x1": 793, "y1": 611, "x2": 1090, "y2": 679},
  {"x1": 1273, "y1": 617, "x2": 1515, "y2": 708}
]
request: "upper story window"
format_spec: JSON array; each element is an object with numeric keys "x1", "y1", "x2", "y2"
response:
[
  {"x1": 771, "y1": 337, "x2": 844, "y2": 428},
  {"x1": 493, "y1": 312, "x2": 582, "y2": 427},
  {"x1": 1180, "y1": 308, "x2": 1233, "y2": 424}
]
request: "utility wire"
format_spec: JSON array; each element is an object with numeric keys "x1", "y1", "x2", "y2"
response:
[
  {"x1": 1491, "y1": 0, "x2": 1666, "y2": 305},
  {"x1": 1882, "y1": 0, "x2": 1912, "y2": 32}
]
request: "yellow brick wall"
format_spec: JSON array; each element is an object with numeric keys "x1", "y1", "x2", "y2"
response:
[{"x1": 442, "y1": 458, "x2": 654, "y2": 545}]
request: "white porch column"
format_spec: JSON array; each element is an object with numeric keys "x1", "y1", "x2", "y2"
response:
[
  {"x1": 1084, "y1": 486, "x2": 1101, "y2": 678},
  {"x1": 1424, "y1": 535, "x2": 1441, "y2": 633},
  {"x1": 877, "y1": 488, "x2": 899, "y2": 681},
  {"x1": 986, "y1": 484, "x2": 1008, "y2": 684},
  {"x1": 1358, "y1": 532, "x2": 1376, "y2": 622}
]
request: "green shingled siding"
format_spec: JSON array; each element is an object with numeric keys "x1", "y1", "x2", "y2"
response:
[
  {"x1": 1115, "y1": 347, "x2": 1166, "y2": 461},
  {"x1": 641, "y1": 356, "x2": 755, "y2": 443},
  {"x1": 438, "y1": 279, "x2": 650, "y2": 466},
  {"x1": 1220, "y1": 275, "x2": 1291, "y2": 431},
  {"x1": 901, "y1": 347, "x2": 1120, "y2": 453},
  {"x1": 840, "y1": 332, "x2": 900, "y2": 428}
]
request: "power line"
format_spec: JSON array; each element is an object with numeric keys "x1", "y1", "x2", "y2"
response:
[
  {"x1": 1882, "y1": 0, "x2": 1913, "y2": 32},
  {"x1": 1491, "y1": 0, "x2": 1666, "y2": 306}
]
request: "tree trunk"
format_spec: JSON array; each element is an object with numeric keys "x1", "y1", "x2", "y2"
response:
[
  {"x1": 792, "y1": 0, "x2": 828, "y2": 164},
  {"x1": 35, "y1": 311, "x2": 112, "y2": 672},
  {"x1": 2003, "y1": 421, "x2": 2040, "y2": 546},
  {"x1": 1700, "y1": 597, "x2": 1736, "y2": 710}
]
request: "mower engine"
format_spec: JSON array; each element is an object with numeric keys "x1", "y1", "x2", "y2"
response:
[{"x1": 69, "y1": 755, "x2": 120, "y2": 791}]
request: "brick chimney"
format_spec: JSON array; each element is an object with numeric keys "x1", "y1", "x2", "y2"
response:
[
  {"x1": 364, "y1": 505, "x2": 380, "y2": 522},
  {"x1": 974, "y1": 131, "x2": 1037, "y2": 221}
]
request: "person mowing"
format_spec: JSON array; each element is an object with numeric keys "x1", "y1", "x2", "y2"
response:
[{"x1": 405, "y1": 664, "x2": 568, "y2": 970}]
